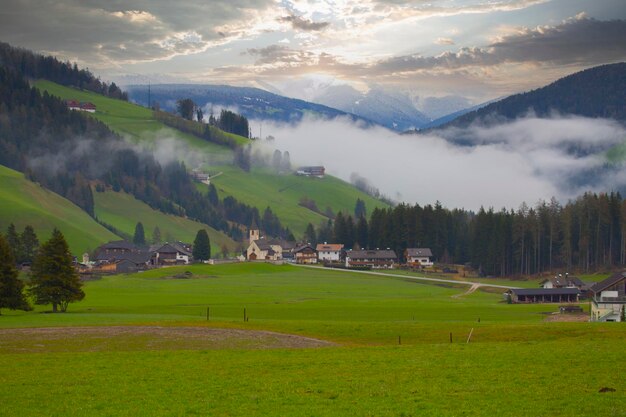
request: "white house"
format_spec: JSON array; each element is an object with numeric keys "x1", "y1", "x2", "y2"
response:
[
  {"x1": 405, "y1": 248, "x2": 434, "y2": 267},
  {"x1": 316, "y1": 243, "x2": 344, "y2": 262},
  {"x1": 590, "y1": 272, "x2": 626, "y2": 322}
]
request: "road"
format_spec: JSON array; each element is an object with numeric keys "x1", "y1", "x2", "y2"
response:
[{"x1": 293, "y1": 264, "x2": 521, "y2": 290}]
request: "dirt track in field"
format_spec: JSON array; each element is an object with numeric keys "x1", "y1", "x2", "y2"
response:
[{"x1": 0, "y1": 326, "x2": 335, "y2": 353}]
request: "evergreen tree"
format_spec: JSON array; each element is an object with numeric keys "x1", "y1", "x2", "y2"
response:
[
  {"x1": 304, "y1": 223, "x2": 317, "y2": 245},
  {"x1": 133, "y1": 222, "x2": 146, "y2": 246},
  {"x1": 193, "y1": 229, "x2": 211, "y2": 261},
  {"x1": 152, "y1": 226, "x2": 162, "y2": 244},
  {"x1": 176, "y1": 98, "x2": 196, "y2": 120},
  {"x1": 0, "y1": 234, "x2": 30, "y2": 314},
  {"x1": 29, "y1": 229, "x2": 84, "y2": 313},
  {"x1": 355, "y1": 198, "x2": 367, "y2": 219},
  {"x1": 207, "y1": 184, "x2": 219, "y2": 206},
  {"x1": 20, "y1": 225, "x2": 39, "y2": 263},
  {"x1": 5, "y1": 224, "x2": 21, "y2": 264},
  {"x1": 356, "y1": 216, "x2": 368, "y2": 249}
]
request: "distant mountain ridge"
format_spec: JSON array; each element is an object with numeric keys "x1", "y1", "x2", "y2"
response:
[
  {"x1": 434, "y1": 62, "x2": 626, "y2": 129},
  {"x1": 126, "y1": 84, "x2": 374, "y2": 127}
]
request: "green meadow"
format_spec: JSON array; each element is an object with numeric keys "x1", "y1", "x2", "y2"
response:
[
  {"x1": 93, "y1": 189, "x2": 236, "y2": 253},
  {"x1": 0, "y1": 165, "x2": 118, "y2": 254},
  {"x1": 34, "y1": 80, "x2": 389, "y2": 236},
  {"x1": 1, "y1": 263, "x2": 624, "y2": 416}
]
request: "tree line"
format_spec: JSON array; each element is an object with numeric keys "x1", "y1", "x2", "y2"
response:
[
  {"x1": 0, "y1": 41, "x2": 127, "y2": 100},
  {"x1": 304, "y1": 192, "x2": 626, "y2": 276}
]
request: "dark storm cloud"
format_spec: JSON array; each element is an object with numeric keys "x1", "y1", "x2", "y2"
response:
[{"x1": 277, "y1": 14, "x2": 330, "y2": 31}]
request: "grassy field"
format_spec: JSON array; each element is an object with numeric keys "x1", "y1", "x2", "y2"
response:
[
  {"x1": 0, "y1": 165, "x2": 119, "y2": 254},
  {"x1": 93, "y1": 189, "x2": 236, "y2": 253},
  {"x1": 0, "y1": 263, "x2": 623, "y2": 416},
  {"x1": 34, "y1": 80, "x2": 389, "y2": 236},
  {"x1": 208, "y1": 165, "x2": 388, "y2": 234}
]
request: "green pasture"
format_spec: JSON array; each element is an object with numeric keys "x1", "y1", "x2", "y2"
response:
[
  {"x1": 93, "y1": 189, "x2": 236, "y2": 253},
  {"x1": 0, "y1": 263, "x2": 624, "y2": 417},
  {"x1": 208, "y1": 165, "x2": 388, "y2": 235},
  {"x1": 0, "y1": 165, "x2": 118, "y2": 254}
]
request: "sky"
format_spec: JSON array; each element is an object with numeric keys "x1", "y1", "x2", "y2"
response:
[{"x1": 1, "y1": 0, "x2": 625, "y2": 102}]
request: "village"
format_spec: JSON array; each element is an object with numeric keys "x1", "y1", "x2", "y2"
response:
[{"x1": 84, "y1": 225, "x2": 626, "y2": 323}]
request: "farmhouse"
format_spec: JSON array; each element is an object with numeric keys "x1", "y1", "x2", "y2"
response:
[
  {"x1": 346, "y1": 249, "x2": 397, "y2": 269},
  {"x1": 151, "y1": 242, "x2": 193, "y2": 266},
  {"x1": 405, "y1": 248, "x2": 434, "y2": 267},
  {"x1": 93, "y1": 241, "x2": 152, "y2": 273},
  {"x1": 316, "y1": 243, "x2": 344, "y2": 262},
  {"x1": 190, "y1": 168, "x2": 210, "y2": 184},
  {"x1": 296, "y1": 166, "x2": 325, "y2": 178},
  {"x1": 590, "y1": 271, "x2": 626, "y2": 322},
  {"x1": 506, "y1": 288, "x2": 580, "y2": 304},
  {"x1": 293, "y1": 244, "x2": 317, "y2": 264},
  {"x1": 66, "y1": 99, "x2": 96, "y2": 113},
  {"x1": 540, "y1": 274, "x2": 587, "y2": 290}
]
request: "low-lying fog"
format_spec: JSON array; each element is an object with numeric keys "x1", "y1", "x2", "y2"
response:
[{"x1": 251, "y1": 115, "x2": 626, "y2": 210}]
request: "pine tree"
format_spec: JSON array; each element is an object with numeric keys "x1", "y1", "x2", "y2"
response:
[
  {"x1": 20, "y1": 225, "x2": 39, "y2": 263},
  {"x1": 152, "y1": 226, "x2": 162, "y2": 244},
  {"x1": 355, "y1": 198, "x2": 367, "y2": 219},
  {"x1": 29, "y1": 229, "x2": 84, "y2": 313},
  {"x1": 133, "y1": 222, "x2": 146, "y2": 246},
  {"x1": 5, "y1": 224, "x2": 21, "y2": 264},
  {"x1": 193, "y1": 229, "x2": 211, "y2": 262},
  {"x1": 0, "y1": 234, "x2": 30, "y2": 314},
  {"x1": 304, "y1": 223, "x2": 317, "y2": 245}
]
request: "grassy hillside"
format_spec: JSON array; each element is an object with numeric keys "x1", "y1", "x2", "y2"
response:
[
  {"x1": 1, "y1": 263, "x2": 623, "y2": 416},
  {"x1": 208, "y1": 166, "x2": 388, "y2": 234},
  {"x1": 93, "y1": 189, "x2": 236, "y2": 253},
  {"x1": 0, "y1": 165, "x2": 119, "y2": 254},
  {"x1": 35, "y1": 80, "x2": 389, "y2": 236}
]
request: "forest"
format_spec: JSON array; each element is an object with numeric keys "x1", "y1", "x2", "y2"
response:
[{"x1": 308, "y1": 192, "x2": 625, "y2": 276}]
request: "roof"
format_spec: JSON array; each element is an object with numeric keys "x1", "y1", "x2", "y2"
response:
[
  {"x1": 294, "y1": 244, "x2": 315, "y2": 253},
  {"x1": 406, "y1": 248, "x2": 433, "y2": 257},
  {"x1": 96, "y1": 251, "x2": 151, "y2": 264},
  {"x1": 98, "y1": 240, "x2": 137, "y2": 251},
  {"x1": 541, "y1": 275, "x2": 586, "y2": 288},
  {"x1": 316, "y1": 243, "x2": 344, "y2": 251},
  {"x1": 348, "y1": 250, "x2": 397, "y2": 260},
  {"x1": 509, "y1": 288, "x2": 580, "y2": 296},
  {"x1": 591, "y1": 271, "x2": 626, "y2": 293},
  {"x1": 155, "y1": 242, "x2": 192, "y2": 257}
]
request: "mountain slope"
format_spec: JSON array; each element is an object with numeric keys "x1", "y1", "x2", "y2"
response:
[
  {"x1": 37, "y1": 81, "x2": 389, "y2": 237},
  {"x1": 313, "y1": 85, "x2": 431, "y2": 131},
  {"x1": 437, "y1": 62, "x2": 626, "y2": 129},
  {"x1": 126, "y1": 84, "x2": 371, "y2": 127},
  {"x1": 0, "y1": 165, "x2": 119, "y2": 254},
  {"x1": 93, "y1": 190, "x2": 236, "y2": 253}
]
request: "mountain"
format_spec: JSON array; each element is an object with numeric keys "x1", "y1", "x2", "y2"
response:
[
  {"x1": 434, "y1": 62, "x2": 626, "y2": 129},
  {"x1": 311, "y1": 85, "x2": 431, "y2": 131},
  {"x1": 125, "y1": 84, "x2": 372, "y2": 127}
]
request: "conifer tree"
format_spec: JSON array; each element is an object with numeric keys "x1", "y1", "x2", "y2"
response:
[
  {"x1": 0, "y1": 234, "x2": 30, "y2": 314},
  {"x1": 29, "y1": 229, "x2": 84, "y2": 313},
  {"x1": 5, "y1": 224, "x2": 21, "y2": 264},
  {"x1": 20, "y1": 225, "x2": 39, "y2": 263},
  {"x1": 152, "y1": 226, "x2": 162, "y2": 244},
  {"x1": 193, "y1": 229, "x2": 211, "y2": 262},
  {"x1": 133, "y1": 222, "x2": 146, "y2": 246}
]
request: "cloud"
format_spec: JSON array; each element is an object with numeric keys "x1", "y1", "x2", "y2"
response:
[
  {"x1": 252, "y1": 115, "x2": 626, "y2": 210},
  {"x1": 278, "y1": 14, "x2": 330, "y2": 31},
  {"x1": 245, "y1": 45, "x2": 317, "y2": 66},
  {"x1": 0, "y1": 0, "x2": 275, "y2": 66},
  {"x1": 435, "y1": 37, "x2": 455, "y2": 45}
]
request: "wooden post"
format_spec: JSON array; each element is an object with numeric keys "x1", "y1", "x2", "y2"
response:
[
  {"x1": 466, "y1": 328, "x2": 474, "y2": 344},
  {"x1": 398, "y1": 335, "x2": 401, "y2": 345},
  {"x1": 450, "y1": 332, "x2": 452, "y2": 343},
  {"x1": 244, "y1": 307, "x2": 246, "y2": 322},
  {"x1": 206, "y1": 307, "x2": 210, "y2": 321}
]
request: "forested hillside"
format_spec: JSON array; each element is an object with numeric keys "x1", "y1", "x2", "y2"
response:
[{"x1": 438, "y1": 62, "x2": 626, "y2": 129}]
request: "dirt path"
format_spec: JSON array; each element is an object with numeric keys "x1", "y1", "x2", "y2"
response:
[
  {"x1": 452, "y1": 283, "x2": 481, "y2": 298},
  {"x1": 0, "y1": 326, "x2": 335, "y2": 353}
]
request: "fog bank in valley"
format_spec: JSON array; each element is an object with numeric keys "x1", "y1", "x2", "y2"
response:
[{"x1": 253, "y1": 116, "x2": 626, "y2": 210}]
